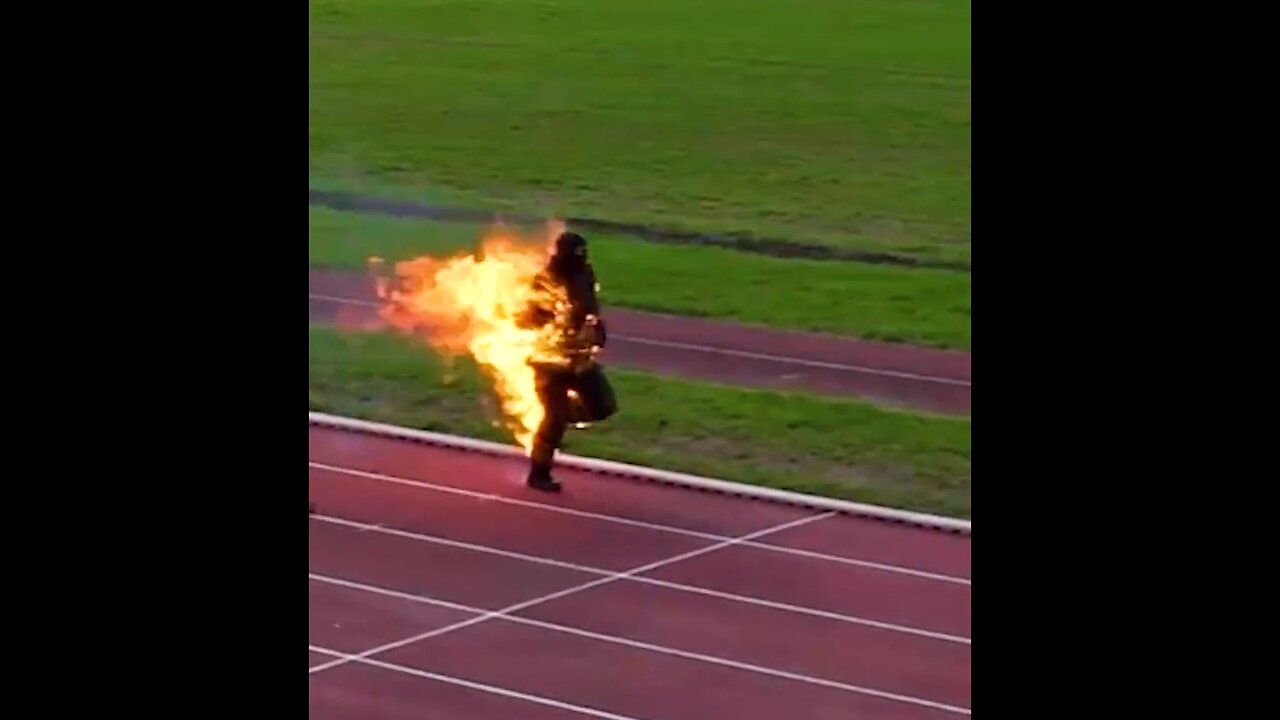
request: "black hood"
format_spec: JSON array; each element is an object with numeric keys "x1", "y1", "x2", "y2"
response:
[{"x1": 550, "y1": 231, "x2": 588, "y2": 274}]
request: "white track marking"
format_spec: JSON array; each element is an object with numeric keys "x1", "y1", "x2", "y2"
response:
[
  {"x1": 310, "y1": 512, "x2": 833, "y2": 675},
  {"x1": 310, "y1": 514, "x2": 969, "y2": 645},
  {"x1": 611, "y1": 335, "x2": 971, "y2": 386},
  {"x1": 309, "y1": 293, "x2": 379, "y2": 307},
  {"x1": 309, "y1": 460, "x2": 970, "y2": 585},
  {"x1": 306, "y1": 293, "x2": 971, "y2": 387},
  {"x1": 308, "y1": 645, "x2": 647, "y2": 720},
  {"x1": 311, "y1": 573, "x2": 972, "y2": 716}
]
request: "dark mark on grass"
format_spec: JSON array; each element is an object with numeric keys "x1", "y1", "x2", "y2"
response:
[{"x1": 309, "y1": 189, "x2": 971, "y2": 273}]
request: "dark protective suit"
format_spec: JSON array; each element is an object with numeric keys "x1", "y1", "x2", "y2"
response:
[{"x1": 525, "y1": 232, "x2": 617, "y2": 490}]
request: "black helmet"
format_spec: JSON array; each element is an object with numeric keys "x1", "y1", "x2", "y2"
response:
[
  {"x1": 555, "y1": 231, "x2": 587, "y2": 259},
  {"x1": 550, "y1": 231, "x2": 588, "y2": 275}
]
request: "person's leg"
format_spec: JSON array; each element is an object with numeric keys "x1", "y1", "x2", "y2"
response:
[{"x1": 528, "y1": 369, "x2": 569, "y2": 491}]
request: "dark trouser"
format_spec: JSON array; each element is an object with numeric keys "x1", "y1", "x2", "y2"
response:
[
  {"x1": 529, "y1": 363, "x2": 617, "y2": 476},
  {"x1": 530, "y1": 368, "x2": 572, "y2": 474}
]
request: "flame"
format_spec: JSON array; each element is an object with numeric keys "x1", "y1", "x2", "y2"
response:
[{"x1": 373, "y1": 221, "x2": 573, "y2": 451}]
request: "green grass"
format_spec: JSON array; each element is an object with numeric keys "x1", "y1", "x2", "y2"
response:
[
  {"x1": 309, "y1": 0, "x2": 971, "y2": 263},
  {"x1": 310, "y1": 207, "x2": 972, "y2": 349},
  {"x1": 309, "y1": 326, "x2": 972, "y2": 517}
]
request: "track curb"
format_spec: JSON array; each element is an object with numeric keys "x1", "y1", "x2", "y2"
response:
[{"x1": 308, "y1": 411, "x2": 971, "y2": 535}]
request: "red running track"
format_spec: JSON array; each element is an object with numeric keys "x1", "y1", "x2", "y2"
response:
[
  {"x1": 308, "y1": 268, "x2": 972, "y2": 415},
  {"x1": 309, "y1": 425, "x2": 972, "y2": 719}
]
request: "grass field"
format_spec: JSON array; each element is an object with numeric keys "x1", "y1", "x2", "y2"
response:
[
  {"x1": 309, "y1": 207, "x2": 972, "y2": 349},
  {"x1": 309, "y1": 327, "x2": 972, "y2": 517},
  {"x1": 308, "y1": 1, "x2": 972, "y2": 510},
  {"x1": 309, "y1": 0, "x2": 971, "y2": 263}
]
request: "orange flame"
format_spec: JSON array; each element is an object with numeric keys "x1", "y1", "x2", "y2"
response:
[{"x1": 373, "y1": 221, "x2": 571, "y2": 451}]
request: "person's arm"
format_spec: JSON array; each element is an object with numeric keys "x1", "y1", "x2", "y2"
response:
[{"x1": 584, "y1": 265, "x2": 607, "y2": 347}]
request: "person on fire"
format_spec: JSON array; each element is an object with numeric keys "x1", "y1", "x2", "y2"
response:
[{"x1": 521, "y1": 231, "x2": 617, "y2": 492}]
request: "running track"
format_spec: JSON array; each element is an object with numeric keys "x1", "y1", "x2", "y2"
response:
[
  {"x1": 308, "y1": 268, "x2": 972, "y2": 415},
  {"x1": 309, "y1": 423, "x2": 972, "y2": 719}
]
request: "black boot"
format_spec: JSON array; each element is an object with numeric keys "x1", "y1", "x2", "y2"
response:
[
  {"x1": 526, "y1": 461, "x2": 562, "y2": 493},
  {"x1": 526, "y1": 429, "x2": 563, "y2": 492}
]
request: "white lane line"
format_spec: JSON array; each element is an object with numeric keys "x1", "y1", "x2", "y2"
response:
[
  {"x1": 308, "y1": 460, "x2": 971, "y2": 586},
  {"x1": 309, "y1": 293, "x2": 379, "y2": 307},
  {"x1": 306, "y1": 293, "x2": 971, "y2": 387},
  {"x1": 311, "y1": 573, "x2": 972, "y2": 716},
  {"x1": 309, "y1": 512, "x2": 833, "y2": 676},
  {"x1": 309, "y1": 514, "x2": 969, "y2": 645},
  {"x1": 612, "y1": 335, "x2": 971, "y2": 386},
  {"x1": 308, "y1": 645, "x2": 647, "y2": 720}
]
